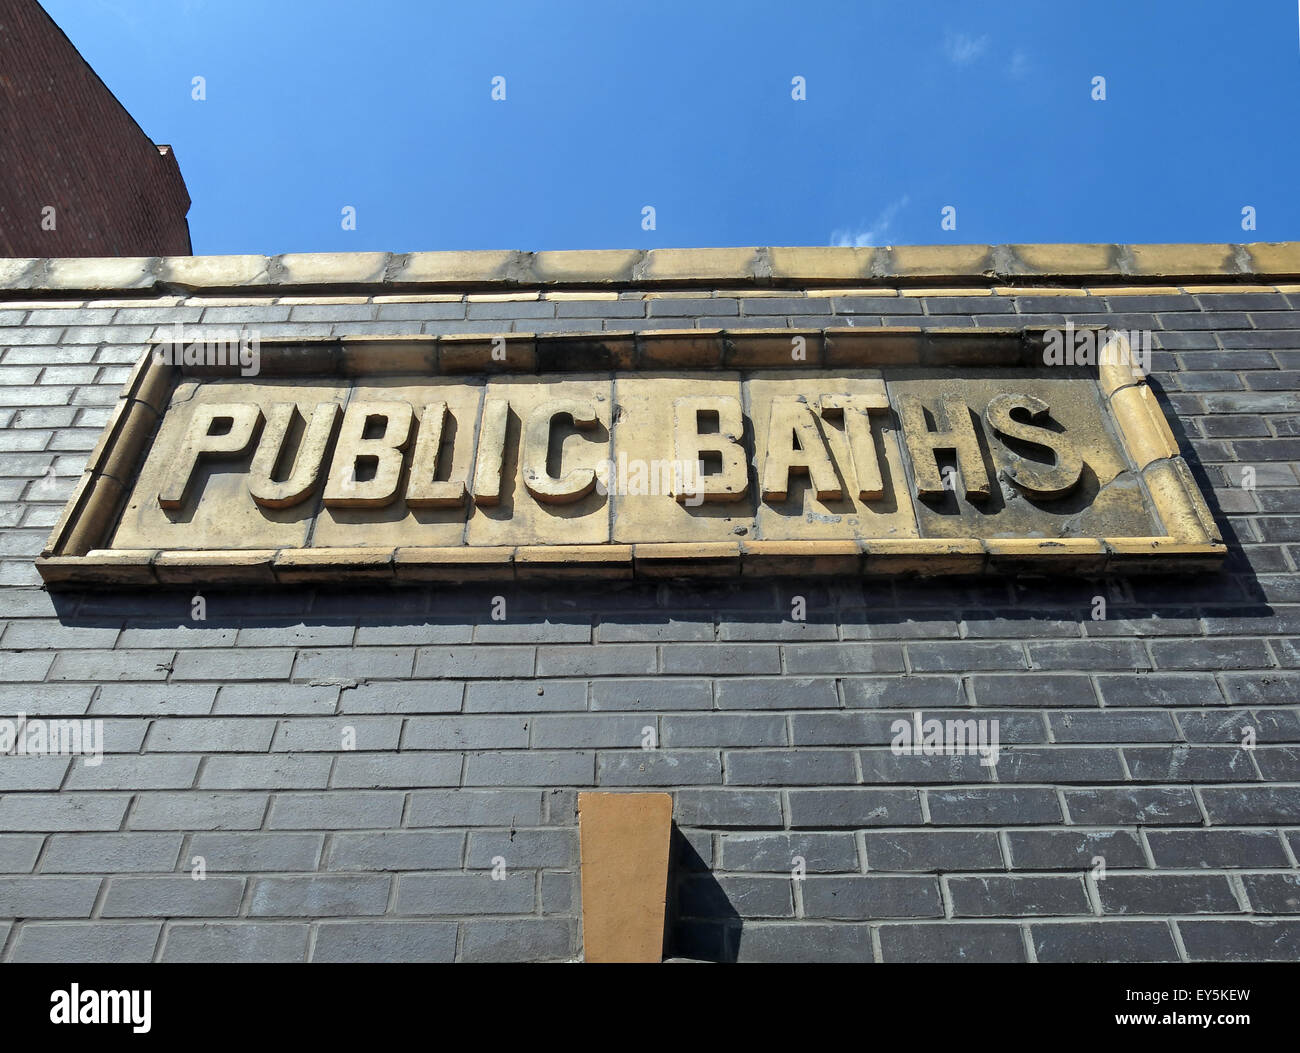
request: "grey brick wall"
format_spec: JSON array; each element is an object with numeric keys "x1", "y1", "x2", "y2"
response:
[{"x1": 1, "y1": 284, "x2": 1298, "y2": 962}]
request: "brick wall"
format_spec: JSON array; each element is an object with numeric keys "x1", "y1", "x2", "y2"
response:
[
  {"x1": 0, "y1": 0, "x2": 192, "y2": 257},
  {"x1": 1, "y1": 273, "x2": 1297, "y2": 962}
]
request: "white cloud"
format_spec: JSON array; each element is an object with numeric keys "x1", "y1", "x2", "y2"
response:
[
  {"x1": 830, "y1": 196, "x2": 910, "y2": 248},
  {"x1": 943, "y1": 31, "x2": 989, "y2": 67}
]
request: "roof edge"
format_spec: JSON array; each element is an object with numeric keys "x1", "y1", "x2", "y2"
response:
[{"x1": 1, "y1": 243, "x2": 1298, "y2": 295}]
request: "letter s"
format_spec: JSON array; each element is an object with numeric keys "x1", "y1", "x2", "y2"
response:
[{"x1": 984, "y1": 393, "x2": 1083, "y2": 499}]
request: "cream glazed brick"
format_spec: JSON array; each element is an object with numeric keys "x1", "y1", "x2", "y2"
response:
[
  {"x1": 275, "y1": 295, "x2": 371, "y2": 305},
  {"x1": 371, "y1": 293, "x2": 464, "y2": 304},
  {"x1": 181, "y1": 296, "x2": 283, "y2": 308}
]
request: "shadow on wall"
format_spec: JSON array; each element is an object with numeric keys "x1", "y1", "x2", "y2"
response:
[
  {"x1": 1148, "y1": 373, "x2": 1251, "y2": 561},
  {"x1": 666, "y1": 824, "x2": 741, "y2": 963},
  {"x1": 42, "y1": 549, "x2": 1269, "y2": 638}
]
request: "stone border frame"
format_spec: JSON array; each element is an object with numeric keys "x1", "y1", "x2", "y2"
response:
[{"x1": 35, "y1": 326, "x2": 1224, "y2": 587}]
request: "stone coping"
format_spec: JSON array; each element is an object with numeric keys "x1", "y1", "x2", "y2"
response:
[{"x1": 2, "y1": 243, "x2": 1299, "y2": 296}]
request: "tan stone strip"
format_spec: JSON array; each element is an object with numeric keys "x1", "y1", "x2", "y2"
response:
[
  {"x1": 632, "y1": 542, "x2": 741, "y2": 578},
  {"x1": 900, "y1": 287, "x2": 993, "y2": 297},
  {"x1": 1103, "y1": 537, "x2": 1225, "y2": 573},
  {"x1": 371, "y1": 293, "x2": 464, "y2": 303},
  {"x1": 578, "y1": 792, "x2": 673, "y2": 963},
  {"x1": 805, "y1": 288, "x2": 899, "y2": 298},
  {"x1": 37, "y1": 549, "x2": 157, "y2": 585},
  {"x1": 739, "y1": 540, "x2": 861, "y2": 576},
  {"x1": 515, "y1": 545, "x2": 633, "y2": 580},
  {"x1": 273, "y1": 548, "x2": 395, "y2": 584},
  {"x1": 1089, "y1": 286, "x2": 1191, "y2": 296},
  {"x1": 863, "y1": 539, "x2": 986, "y2": 576},
  {"x1": 466, "y1": 291, "x2": 540, "y2": 302},
  {"x1": 38, "y1": 529, "x2": 1228, "y2": 587},
  {"x1": 87, "y1": 296, "x2": 185, "y2": 308},
  {"x1": 154, "y1": 551, "x2": 278, "y2": 585},
  {"x1": 0, "y1": 299, "x2": 85, "y2": 309},
  {"x1": 1180, "y1": 284, "x2": 1280, "y2": 294},
  {"x1": 984, "y1": 538, "x2": 1108, "y2": 575},
  {"x1": 275, "y1": 295, "x2": 370, "y2": 305},
  {"x1": 1242, "y1": 245, "x2": 1300, "y2": 274},
  {"x1": 992, "y1": 287, "x2": 1092, "y2": 297},
  {"x1": 713, "y1": 289, "x2": 806, "y2": 298},
  {"x1": 163, "y1": 256, "x2": 270, "y2": 288}
]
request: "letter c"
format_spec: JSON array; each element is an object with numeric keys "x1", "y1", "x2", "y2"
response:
[{"x1": 521, "y1": 399, "x2": 601, "y2": 504}]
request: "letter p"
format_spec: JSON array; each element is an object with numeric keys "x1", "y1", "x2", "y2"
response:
[{"x1": 159, "y1": 402, "x2": 263, "y2": 509}]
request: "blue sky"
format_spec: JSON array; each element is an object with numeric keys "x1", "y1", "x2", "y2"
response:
[{"x1": 41, "y1": 0, "x2": 1300, "y2": 255}]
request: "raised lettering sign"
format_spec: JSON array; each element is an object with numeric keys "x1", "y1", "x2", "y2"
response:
[{"x1": 37, "y1": 328, "x2": 1223, "y2": 584}]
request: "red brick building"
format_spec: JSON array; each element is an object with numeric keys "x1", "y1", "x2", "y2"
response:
[{"x1": 0, "y1": 0, "x2": 191, "y2": 257}]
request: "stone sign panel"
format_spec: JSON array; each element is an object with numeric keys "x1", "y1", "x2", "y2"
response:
[{"x1": 37, "y1": 327, "x2": 1224, "y2": 585}]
